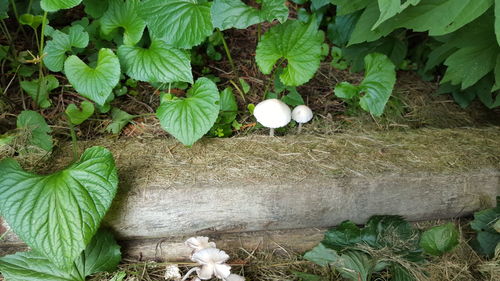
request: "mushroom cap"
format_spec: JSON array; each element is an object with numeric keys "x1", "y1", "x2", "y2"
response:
[
  {"x1": 253, "y1": 99, "x2": 291, "y2": 129},
  {"x1": 292, "y1": 105, "x2": 313, "y2": 123}
]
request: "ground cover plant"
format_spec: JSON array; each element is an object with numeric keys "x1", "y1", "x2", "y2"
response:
[{"x1": 0, "y1": 1, "x2": 499, "y2": 281}]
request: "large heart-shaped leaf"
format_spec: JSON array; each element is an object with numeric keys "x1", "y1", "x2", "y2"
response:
[
  {"x1": 141, "y1": 0, "x2": 213, "y2": 48},
  {"x1": 20, "y1": 75, "x2": 59, "y2": 108},
  {"x1": 211, "y1": 0, "x2": 288, "y2": 30},
  {"x1": 41, "y1": 0, "x2": 82, "y2": 12},
  {"x1": 43, "y1": 25, "x2": 89, "y2": 72},
  {"x1": 0, "y1": 147, "x2": 118, "y2": 269},
  {"x1": 117, "y1": 39, "x2": 193, "y2": 84},
  {"x1": 256, "y1": 19, "x2": 324, "y2": 86},
  {"x1": 157, "y1": 78, "x2": 220, "y2": 146},
  {"x1": 0, "y1": 230, "x2": 121, "y2": 281},
  {"x1": 100, "y1": 0, "x2": 145, "y2": 45},
  {"x1": 16, "y1": 110, "x2": 53, "y2": 152},
  {"x1": 64, "y1": 48, "x2": 120, "y2": 106}
]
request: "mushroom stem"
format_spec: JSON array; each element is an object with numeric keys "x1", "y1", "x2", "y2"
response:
[
  {"x1": 180, "y1": 267, "x2": 198, "y2": 281},
  {"x1": 269, "y1": 128, "x2": 275, "y2": 137},
  {"x1": 297, "y1": 123, "x2": 303, "y2": 134}
]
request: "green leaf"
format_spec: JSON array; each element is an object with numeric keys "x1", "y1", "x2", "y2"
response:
[
  {"x1": 141, "y1": 0, "x2": 213, "y2": 49},
  {"x1": 256, "y1": 19, "x2": 324, "y2": 86},
  {"x1": 83, "y1": 0, "x2": 109, "y2": 18},
  {"x1": 219, "y1": 88, "x2": 238, "y2": 124},
  {"x1": 19, "y1": 14, "x2": 44, "y2": 29},
  {"x1": 239, "y1": 78, "x2": 251, "y2": 94},
  {"x1": 65, "y1": 101, "x2": 95, "y2": 125},
  {"x1": 336, "y1": 251, "x2": 375, "y2": 281},
  {"x1": 157, "y1": 78, "x2": 220, "y2": 146},
  {"x1": 281, "y1": 87, "x2": 305, "y2": 106},
  {"x1": 43, "y1": 25, "x2": 89, "y2": 72},
  {"x1": 41, "y1": 0, "x2": 82, "y2": 12},
  {"x1": 322, "y1": 221, "x2": 364, "y2": 251},
  {"x1": 373, "y1": 0, "x2": 421, "y2": 29},
  {"x1": 391, "y1": 264, "x2": 416, "y2": 281},
  {"x1": 65, "y1": 48, "x2": 121, "y2": 106},
  {"x1": 496, "y1": 0, "x2": 500, "y2": 45},
  {"x1": 293, "y1": 271, "x2": 324, "y2": 281},
  {"x1": 470, "y1": 203, "x2": 500, "y2": 256},
  {"x1": 0, "y1": 229, "x2": 121, "y2": 281},
  {"x1": 330, "y1": 0, "x2": 371, "y2": 16},
  {"x1": 0, "y1": 0, "x2": 8, "y2": 20},
  {"x1": 117, "y1": 40, "x2": 193, "y2": 84},
  {"x1": 100, "y1": 0, "x2": 145, "y2": 45},
  {"x1": 16, "y1": 110, "x2": 53, "y2": 152},
  {"x1": 211, "y1": 0, "x2": 288, "y2": 30},
  {"x1": 335, "y1": 82, "x2": 359, "y2": 99},
  {"x1": 105, "y1": 108, "x2": 136, "y2": 134},
  {"x1": 0, "y1": 147, "x2": 118, "y2": 269},
  {"x1": 304, "y1": 243, "x2": 339, "y2": 266},
  {"x1": 109, "y1": 272, "x2": 127, "y2": 281},
  {"x1": 327, "y1": 12, "x2": 361, "y2": 47},
  {"x1": 420, "y1": 223, "x2": 459, "y2": 256},
  {"x1": 20, "y1": 75, "x2": 59, "y2": 108},
  {"x1": 363, "y1": 215, "x2": 417, "y2": 248}
]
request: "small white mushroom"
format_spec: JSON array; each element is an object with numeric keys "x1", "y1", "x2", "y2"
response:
[
  {"x1": 253, "y1": 99, "x2": 291, "y2": 136},
  {"x1": 292, "y1": 105, "x2": 313, "y2": 133}
]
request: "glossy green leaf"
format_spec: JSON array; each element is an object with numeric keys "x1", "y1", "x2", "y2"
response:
[
  {"x1": 65, "y1": 101, "x2": 95, "y2": 125},
  {"x1": 157, "y1": 78, "x2": 220, "y2": 146},
  {"x1": 281, "y1": 87, "x2": 304, "y2": 106},
  {"x1": 19, "y1": 14, "x2": 44, "y2": 29},
  {"x1": 256, "y1": 19, "x2": 324, "y2": 86},
  {"x1": 83, "y1": 0, "x2": 109, "y2": 18},
  {"x1": 65, "y1": 48, "x2": 121, "y2": 106},
  {"x1": 471, "y1": 201, "x2": 500, "y2": 256},
  {"x1": 334, "y1": 82, "x2": 359, "y2": 99},
  {"x1": 373, "y1": 0, "x2": 421, "y2": 29},
  {"x1": 106, "y1": 108, "x2": 135, "y2": 134},
  {"x1": 211, "y1": 0, "x2": 288, "y2": 30},
  {"x1": 43, "y1": 25, "x2": 89, "y2": 72},
  {"x1": 16, "y1": 110, "x2": 53, "y2": 152},
  {"x1": 304, "y1": 243, "x2": 339, "y2": 266},
  {"x1": 117, "y1": 40, "x2": 193, "y2": 84},
  {"x1": 0, "y1": 230, "x2": 121, "y2": 281},
  {"x1": 41, "y1": 0, "x2": 82, "y2": 12},
  {"x1": 141, "y1": 0, "x2": 213, "y2": 48},
  {"x1": 100, "y1": 0, "x2": 145, "y2": 45},
  {"x1": 0, "y1": 147, "x2": 118, "y2": 269},
  {"x1": 20, "y1": 75, "x2": 59, "y2": 108},
  {"x1": 420, "y1": 223, "x2": 459, "y2": 256}
]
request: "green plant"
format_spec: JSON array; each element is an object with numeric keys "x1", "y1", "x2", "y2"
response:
[
  {"x1": 303, "y1": 215, "x2": 459, "y2": 281},
  {"x1": 471, "y1": 197, "x2": 500, "y2": 257}
]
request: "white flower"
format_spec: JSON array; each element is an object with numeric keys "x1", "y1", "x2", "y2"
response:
[
  {"x1": 185, "y1": 236, "x2": 216, "y2": 252},
  {"x1": 191, "y1": 248, "x2": 231, "y2": 280},
  {"x1": 225, "y1": 274, "x2": 245, "y2": 281},
  {"x1": 164, "y1": 264, "x2": 181, "y2": 280}
]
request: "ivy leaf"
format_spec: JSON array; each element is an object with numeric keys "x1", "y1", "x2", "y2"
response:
[
  {"x1": 157, "y1": 78, "x2": 220, "y2": 146},
  {"x1": 43, "y1": 25, "x2": 89, "y2": 72},
  {"x1": 65, "y1": 101, "x2": 95, "y2": 125},
  {"x1": 211, "y1": 0, "x2": 288, "y2": 30},
  {"x1": 41, "y1": 0, "x2": 82, "y2": 12},
  {"x1": 105, "y1": 108, "x2": 136, "y2": 134},
  {"x1": 100, "y1": 0, "x2": 145, "y2": 45},
  {"x1": 117, "y1": 39, "x2": 193, "y2": 84},
  {"x1": 420, "y1": 223, "x2": 459, "y2": 256},
  {"x1": 304, "y1": 243, "x2": 339, "y2": 266},
  {"x1": 65, "y1": 48, "x2": 121, "y2": 106},
  {"x1": 141, "y1": 0, "x2": 213, "y2": 49},
  {"x1": 256, "y1": 19, "x2": 324, "y2": 86},
  {"x1": 20, "y1": 75, "x2": 59, "y2": 108},
  {"x1": 0, "y1": 147, "x2": 118, "y2": 269},
  {"x1": 16, "y1": 110, "x2": 53, "y2": 152},
  {"x1": 0, "y1": 230, "x2": 121, "y2": 281}
]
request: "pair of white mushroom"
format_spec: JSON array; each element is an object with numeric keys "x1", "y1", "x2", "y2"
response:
[{"x1": 253, "y1": 99, "x2": 313, "y2": 136}]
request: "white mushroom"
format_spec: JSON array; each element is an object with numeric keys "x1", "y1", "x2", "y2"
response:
[
  {"x1": 191, "y1": 248, "x2": 231, "y2": 280},
  {"x1": 185, "y1": 236, "x2": 216, "y2": 253},
  {"x1": 292, "y1": 105, "x2": 313, "y2": 133},
  {"x1": 253, "y1": 99, "x2": 291, "y2": 136},
  {"x1": 225, "y1": 274, "x2": 246, "y2": 281}
]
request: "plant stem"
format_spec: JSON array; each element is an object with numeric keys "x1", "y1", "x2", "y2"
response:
[
  {"x1": 180, "y1": 267, "x2": 198, "y2": 281},
  {"x1": 217, "y1": 28, "x2": 246, "y2": 102},
  {"x1": 35, "y1": 11, "x2": 48, "y2": 108},
  {"x1": 297, "y1": 123, "x2": 303, "y2": 133},
  {"x1": 263, "y1": 58, "x2": 285, "y2": 99},
  {"x1": 68, "y1": 119, "x2": 79, "y2": 162}
]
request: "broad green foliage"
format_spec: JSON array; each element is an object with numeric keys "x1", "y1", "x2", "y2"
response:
[
  {"x1": 210, "y1": 88, "x2": 238, "y2": 137},
  {"x1": 20, "y1": 75, "x2": 59, "y2": 108},
  {"x1": 141, "y1": 0, "x2": 213, "y2": 49},
  {"x1": 118, "y1": 40, "x2": 193, "y2": 84},
  {"x1": 41, "y1": 0, "x2": 82, "y2": 12},
  {"x1": 0, "y1": 147, "x2": 118, "y2": 269},
  {"x1": 19, "y1": 14, "x2": 45, "y2": 29},
  {"x1": 470, "y1": 198, "x2": 500, "y2": 257},
  {"x1": 157, "y1": 78, "x2": 220, "y2": 146},
  {"x1": 331, "y1": 0, "x2": 371, "y2": 16},
  {"x1": 373, "y1": 0, "x2": 421, "y2": 29},
  {"x1": 16, "y1": 110, "x2": 53, "y2": 152},
  {"x1": 0, "y1": 0, "x2": 8, "y2": 20},
  {"x1": 44, "y1": 25, "x2": 89, "y2": 72},
  {"x1": 420, "y1": 223, "x2": 459, "y2": 256},
  {"x1": 334, "y1": 53, "x2": 396, "y2": 116},
  {"x1": 65, "y1": 101, "x2": 95, "y2": 125},
  {"x1": 303, "y1": 243, "x2": 339, "y2": 266},
  {"x1": 496, "y1": 0, "x2": 500, "y2": 45},
  {"x1": 0, "y1": 230, "x2": 121, "y2": 281},
  {"x1": 83, "y1": 0, "x2": 109, "y2": 18},
  {"x1": 256, "y1": 19, "x2": 324, "y2": 86},
  {"x1": 106, "y1": 108, "x2": 135, "y2": 134},
  {"x1": 211, "y1": 0, "x2": 288, "y2": 30},
  {"x1": 65, "y1": 48, "x2": 121, "y2": 106},
  {"x1": 100, "y1": 0, "x2": 145, "y2": 46}
]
